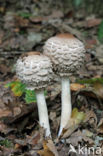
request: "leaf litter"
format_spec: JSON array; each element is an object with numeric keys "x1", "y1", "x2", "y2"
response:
[{"x1": 0, "y1": 1, "x2": 103, "y2": 155}]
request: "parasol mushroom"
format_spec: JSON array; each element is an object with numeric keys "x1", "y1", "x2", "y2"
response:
[
  {"x1": 16, "y1": 52, "x2": 53, "y2": 137},
  {"x1": 43, "y1": 34, "x2": 86, "y2": 136}
]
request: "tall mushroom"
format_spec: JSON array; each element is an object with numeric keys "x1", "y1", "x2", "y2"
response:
[
  {"x1": 43, "y1": 34, "x2": 86, "y2": 136},
  {"x1": 16, "y1": 52, "x2": 53, "y2": 137}
]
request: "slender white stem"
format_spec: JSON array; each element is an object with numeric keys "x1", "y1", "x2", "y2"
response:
[
  {"x1": 58, "y1": 77, "x2": 72, "y2": 136},
  {"x1": 36, "y1": 90, "x2": 51, "y2": 137}
]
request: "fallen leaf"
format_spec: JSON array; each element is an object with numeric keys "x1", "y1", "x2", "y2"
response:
[
  {"x1": 0, "y1": 84, "x2": 15, "y2": 108},
  {"x1": 14, "y1": 143, "x2": 21, "y2": 149},
  {"x1": 15, "y1": 15, "x2": 29, "y2": 28},
  {"x1": 5, "y1": 81, "x2": 26, "y2": 97},
  {"x1": 0, "y1": 64, "x2": 10, "y2": 74},
  {"x1": 0, "y1": 121, "x2": 15, "y2": 134},
  {"x1": 71, "y1": 108, "x2": 86, "y2": 124},
  {"x1": 86, "y1": 18, "x2": 101, "y2": 27},
  {"x1": 93, "y1": 82, "x2": 103, "y2": 99},
  {"x1": 70, "y1": 83, "x2": 85, "y2": 91},
  {"x1": 30, "y1": 16, "x2": 45, "y2": 23},
  {"x1": 60, "y1": 108, "x2": 85, "y2": 139},
  {"x1": 0, "y1": 108, "x2": 12, "y2": 118},
  {"x1": 61, "y1": 109, "x2": 97, "y2": 139},
  {"x1": 49, "y1": 112, "x2": 56, "y2": 121},
  {"x1": 66, "y1": 129, "x2": 94, "y2": 146},
  {"x1": 38, "y1": 139, "x2": 58, "y2": 156},
  {"x1": 13, "y1": 107, "x2": 21, "y2": 116},
  {"x1": 85, "y1": 39, "x2": 97, "y2": 49},
  {"x1": 84, "y1": 110, "x2": 97, "y2": 126},
  {"x1": 0, "y1": 121, "x2": 8, "y2": 132},
  {"x1": 97, "y1": 118, "x2": 103, "y2": 133},
  {"x1": 47, "y1": 83, "x2": 61, "y2": 100},
  {"x1": 47, "y1": 83, "x2": 85, "y2": 101},
  {"x1": 77, "y1": 78, "x2": 103, "y2": 100},
  {"x1": 27, "y1": 132, "x2": 40, "y2": 146}
]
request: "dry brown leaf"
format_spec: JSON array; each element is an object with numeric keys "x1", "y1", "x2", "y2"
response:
[
  {"x1": 60, "y1": 108, "x2": 85, "y2": 139},
  {"x1": 46, "y1": 140, "x2": 58, "y2": 156},
  {"x1": 0, "y1": 145, "x2": 14, "y2": 156},
  {"x1": 49, "y1": 112, "x2": 56, "y2": 121},
  {"x1": 47, "y1": 83, "x2": 61, "y2": 100},
  {"x1": 15, "y1": 15, "x2": 29, "y2": 28},
  {"x1": 0, "y1": 108, "x2": 12, "y2": 118},
  {"x1": 47, "y1": 83, "x2": 85, "y2": 101},
  {"x1": 13, "y1": 107, "x2": 21, "y2": 116},
  {"x1": 14, "y1": 143, "x2": 21, "y2": 149},
  {"x1": 97, "y1": 118, "x2": 103, "y2": 133},
  {"x1": 0, "y1": 64, "x2": 10, "y2": 74},
  {"x1": 27, "y1": 131, "x2": 41, "y2": 145},
  {"x1": 61, "y1": 109, "x2": 97, "y2": 139},
  {"x1": 66, "y1": 129, "x2": 94, "y2": 146},
  {"x1": 93, "y1": 82, "x2": 103, "y2": 99},
  {"x1": 70, "y1": 83, "x2": 85, "y2": 91},
  {"x1": 0, "y1": 121, "x2": 15, "y2": 134},
  {"x1": 30, "y1": 16, "x2": 46, "y2": 23},
  {"x1": 0, "y1": 121, "x2": 8, "y2": 132},
  {"x1": 37, "y1": 139, "x2": 58, "y2": 156},
  {"x1": 78, "y1": 83, "x2": 103, "y2": 100},
  {"x1": 61, "y1": 118, "x2": 79, "y2": 139},
  {"x1": 0, "y1": 85, "x2": 14, "y2": 107},
  {"x1": 85, "y1": 39, "x2": 97, "y2": 49},
  {"x1": 84, "y1": 110, "x2": 97, "y2": 125},
  {"x1": 86, "y1": 18, "x2": 101, "y2": 27}
]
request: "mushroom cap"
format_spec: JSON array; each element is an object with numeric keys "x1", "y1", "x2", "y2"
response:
[
  {"x1": 43, "y1": 34, "x2": 86, "y2": 77},
  {"x1": 16, "y1": 52, "x2": 53, "y2": 90}
]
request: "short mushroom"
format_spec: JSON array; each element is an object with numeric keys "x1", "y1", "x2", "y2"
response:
[
  {"x1": 16, "y1": 52, "x2": 53, "y2": 137},
  {"x1": 43, "y1": 34, "x2": 86, "y2": 136}
]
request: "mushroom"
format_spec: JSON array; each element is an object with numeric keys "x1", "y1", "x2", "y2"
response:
[
  {"x1": 43, "y1": 34, "x2": 86, "y2": 136},
  {"x1": 16, "y1": 52, "x2": 53, "y2": 137}
]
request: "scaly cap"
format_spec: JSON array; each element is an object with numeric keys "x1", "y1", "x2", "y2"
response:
[
  {"x1": 16, "y1": 52, "x2": 53, "y2": 90},
  {"x1": 43, "y1": 33, "x2": 86, "y2": 77}
]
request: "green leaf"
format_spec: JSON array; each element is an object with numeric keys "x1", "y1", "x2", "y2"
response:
[
  {"x1": 25, "y1": 90, "x2": 47, "y2": 104},
  {"x1": 5, "y1": 81, "x2": 26, "y2": 96},
  {"x1": 25, "y1": 90, "x2": 36, "y2": 104},
  {"x1": 0, "y1": 139, "x2": 13, "y2": 148},
  {"x1": 44, "y1": 90, "x2": 47, "y2": 97},
  {"x1": 18, "y1": 12, "x2": 32, "y2": 19},
  {"x1": 77, "y1": 78, "x2": 103, "y2": 85},
  {"x1": 72, "y1": 108, "x2": 85, "y2": 124},
  {"x1": 5, "y1": 81, "x2": 14, "y2": 88},
  {"x1": 5, "y1": 81, "x2": 47, "y2": 103},
  {"x1": 98, "y1": 20, "x2": 103, "y2": 43}
]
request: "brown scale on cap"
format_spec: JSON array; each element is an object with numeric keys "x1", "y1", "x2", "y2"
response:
[
  {"x1": 21, "y1": 51, "x2": 41, "y2": 59},
  {"x1": 56, "y1": 33, "x2": 75, "y2": 39}
]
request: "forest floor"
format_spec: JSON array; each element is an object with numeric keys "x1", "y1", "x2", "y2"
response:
[{"x1": 0, "y1": 1, "x2": 103, "y2": 156}]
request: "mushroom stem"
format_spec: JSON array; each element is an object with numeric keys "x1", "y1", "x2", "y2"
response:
[
  {"x1": 58, "y1": 77, "x2": 72, "y2": 136},
  {"x1": 35, "y1": 90, "x2": 51, "y2": 137}
]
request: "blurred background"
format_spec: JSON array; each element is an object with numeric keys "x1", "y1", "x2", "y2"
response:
[
  {"x1": 0, "y1": 0, "x2": 103, "y2": 58},
  {"x1": 0, "y1": 1, "x2": 103, "y2": 155}
]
